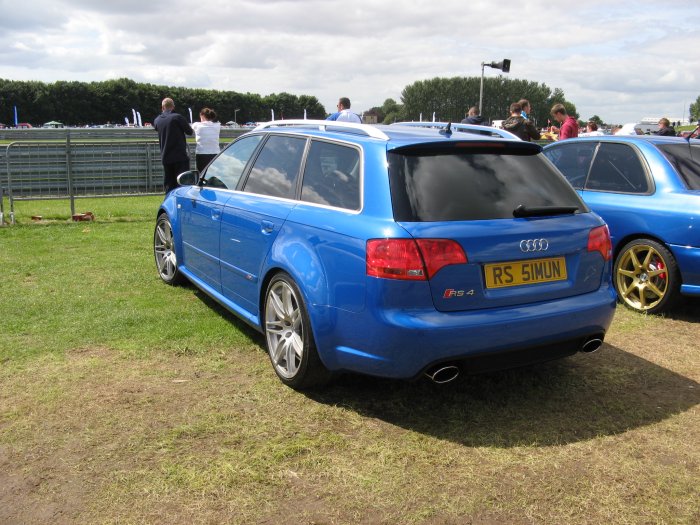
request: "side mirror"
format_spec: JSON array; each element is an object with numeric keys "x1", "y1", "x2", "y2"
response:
[{"x1": 177, "y1": 170, "x2": 200, "y2": 186}]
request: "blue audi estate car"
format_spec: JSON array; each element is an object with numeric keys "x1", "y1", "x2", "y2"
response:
[
  {"x1": 544, "y1": 135, "x2": 700, "y2": 314},
  {"x1": 154, "y1": 120, "x2": 616, "y2": 389}
]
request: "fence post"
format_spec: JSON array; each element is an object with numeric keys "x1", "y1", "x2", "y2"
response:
[{"x1": 66, "y1": 130, "x2": 75, "y2": 216}]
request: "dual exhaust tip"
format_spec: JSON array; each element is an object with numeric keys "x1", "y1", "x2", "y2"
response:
[{"x1": 423, "y1": 335, "x2": 605, "y2": 384}]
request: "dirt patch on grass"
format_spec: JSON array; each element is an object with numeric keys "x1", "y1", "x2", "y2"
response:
[{"x1": 1, "y1": 306, "x2": 699, "y2": 524}]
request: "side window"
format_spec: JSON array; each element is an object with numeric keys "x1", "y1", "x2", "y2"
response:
[
  {"x1": 587, "y1": 143, "x2": 649, "y2": 193},
  {"x1": 544, "y1": 142, "x2": 596, "y2": 189},
  {"x1": 243, "y1": 135, "x2": 306, "y2": 198},
  {"x1": 203, "y1": 134, "x2": 263, "y2": 190},
  {"x1": 301, "y1": 141, "x2": 361, "y2": 210}
]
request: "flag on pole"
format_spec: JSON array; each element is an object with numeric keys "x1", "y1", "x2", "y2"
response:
[
  {"x1": 188, "y1": 107, "x2": 193, "y2": 123},
  {"x1": 304, "y1": 109, "x2": 307, "y2": 120},
  {"x1": 14, "y1": 106, "x2": 18, "y2": 126},
  {"x1": 271, "y1": 109, "x2": 275, "y2": 121},
  {"x1": 137, "y1": 112, "x2": 142, "y2": 127},
  {"x1": 124, "y1": 117, "x2": 129, "y2": 126},
  {"x1": 131, "y1": 109, "x2": 137, "y2": 126}
]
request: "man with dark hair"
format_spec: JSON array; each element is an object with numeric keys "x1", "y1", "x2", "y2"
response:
[
  {"x1": 550, "y1": 103, "x2": 578, "y2": 140},
  {"x1": 503, "y1": 102, "x2": 540, "y2": 141},
  {"x1": 326, "y1": 97, "x2": 361, "y2": 123},
  {"x1": 154, "y1": 97, "x2": 194, "y2": 193},
  {"x1": 656, "y1": 118, "x2": 677, "y2": 136}
]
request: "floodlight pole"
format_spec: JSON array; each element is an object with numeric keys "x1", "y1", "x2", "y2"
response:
[
  {"x1": 234, "y1": 108, "x2": 240, "y2": 123},
  {"x1": 479, "y1": 59, "x2": 511, "y2": 116},
  {"x1": 479, "y1": 62, "x2": 486, "y2": 116}
]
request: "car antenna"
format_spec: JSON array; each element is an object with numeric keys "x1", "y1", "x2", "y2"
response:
[
  {"x1": 439, "y1": 122, "x2": 452, "y2": 136},
  {"x1": 685, "y1": 124, "x2": 699, "y2": 143}
]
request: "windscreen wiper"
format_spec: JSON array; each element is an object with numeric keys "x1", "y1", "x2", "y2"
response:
[{"x1": 513, "y1": 204, "x2": 578, "y2": 218}]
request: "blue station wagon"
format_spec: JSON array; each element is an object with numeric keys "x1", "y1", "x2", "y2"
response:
[
  {"x1": 544, "y1": 135, "x2": 700, "y2": 314},
  {"x1": 154, "y1": 120, "x2": 616, "y2": 389}
]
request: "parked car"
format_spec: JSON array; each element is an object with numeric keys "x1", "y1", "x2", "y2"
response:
[
  {"x1": 154, "y1": 119, "x2": 616, "y2": 389},
  {"x1": 543, "y1": 135, "x2": 700, "y2": 314}
]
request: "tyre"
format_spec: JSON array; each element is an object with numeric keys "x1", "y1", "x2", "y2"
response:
[
  {"x1": 264, "y1": 273, "x2": 331, "y2": 390},
  {"x1": 614, "y1": 239, "x2": 679, "y2": 314},
  {"x1": 154, "y1": 214, "x2": 185, "y2": 285}
]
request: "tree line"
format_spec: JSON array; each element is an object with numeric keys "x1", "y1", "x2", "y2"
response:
[
  {"x1": 0, "y1": 78, "x2": 327, "y2": 126},
  {"x1": 0, "y1": 75, "x2": 620, "y2": 129},
  {"x1": 366, "y1": 76, "x2": 578, "y2": 128}
]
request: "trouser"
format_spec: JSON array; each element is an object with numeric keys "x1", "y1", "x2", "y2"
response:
[
  {"x1": 163, "y1": 159, "x2": 191, "y2": 193},
  {"x1": 196, "y1": 153, "x2": 217, "y2": 173}
]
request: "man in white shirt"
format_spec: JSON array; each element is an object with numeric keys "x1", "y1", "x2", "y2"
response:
[{"x1": 326, "y1": 97, "x2": 361, "y2": 123}]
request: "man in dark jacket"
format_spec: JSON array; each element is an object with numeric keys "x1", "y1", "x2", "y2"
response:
[
  {"x1": 655, "y1": 118, "x2": 677, "y2": 136},
  {"x1": 461, "y1": 106, "x2": 486, "y2": 125},
  {"x1": 154, "y1": 98, "x2": 194, "y2": 193},
  {"x1": 503, "y1": 102, "x2": 541, "y2": 141}
]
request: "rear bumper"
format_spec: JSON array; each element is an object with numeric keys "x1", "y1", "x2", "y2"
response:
[{"x1": 313, "y1": 286, "x2": 617, "y2": 379}]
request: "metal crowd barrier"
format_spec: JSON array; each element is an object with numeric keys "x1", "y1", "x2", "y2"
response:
[{"x1": 3, "y1": 140, "x2": 181, "y2": 224}]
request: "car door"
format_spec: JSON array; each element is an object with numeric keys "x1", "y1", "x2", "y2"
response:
[
  {"x1": 220, "y1": 134, "x2": 307, "y2": 316},
  {"x1": 579, "y1": 142, "x2": 654, "y2": 246},
  {"x1": 178, "y1": 134, "x2": 263, "y2": 291}
]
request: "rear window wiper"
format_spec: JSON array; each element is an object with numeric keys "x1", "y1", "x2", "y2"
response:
[{"x1": 513, "y1": 204, "x2": 578, "y2": 218}]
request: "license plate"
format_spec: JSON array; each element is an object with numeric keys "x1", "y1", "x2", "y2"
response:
[{"x1": 484, "y1": 257, "x2": 567, "y2": 289}]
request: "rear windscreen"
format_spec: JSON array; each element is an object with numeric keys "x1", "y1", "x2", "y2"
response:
[
  {"x1": 388, "y1": 148, "x2": 587, "y2": 222},
  {"x1": 657, "y1": 143, "x2": 700, "y2": 190}
]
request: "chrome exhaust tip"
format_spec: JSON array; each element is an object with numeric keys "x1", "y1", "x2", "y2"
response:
[
  {"x1": 581, "y1": 337, "x2": 603, "y2": 353},
  {"x1": 424, "y1": 364, "x2": 460, "y2": 384}
]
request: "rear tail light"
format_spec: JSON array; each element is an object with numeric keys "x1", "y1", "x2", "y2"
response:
[
  {"x1": 587, "y1": 225, "x2": 612, "y2": 261},
  {"x1": 366, "y1": 239, "x2": 467, "y2": 280}
]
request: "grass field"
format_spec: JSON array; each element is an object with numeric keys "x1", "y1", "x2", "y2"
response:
[{"x1": 1, "y1": 197, "x2": 699, "y2": 524}]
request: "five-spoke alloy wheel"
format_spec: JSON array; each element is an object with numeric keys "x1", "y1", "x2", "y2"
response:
[{"x1": 614, "y1": 239, "x2": 679, "y2": 314}]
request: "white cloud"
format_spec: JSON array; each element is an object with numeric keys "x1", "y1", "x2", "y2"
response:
[{"x1": 0, "y1": 0, "x2": 698, "y2": 122}]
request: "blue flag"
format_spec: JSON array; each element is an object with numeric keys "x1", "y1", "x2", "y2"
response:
[{"x1": 14, "y1": 106, "x2": 18, "y2": 126}]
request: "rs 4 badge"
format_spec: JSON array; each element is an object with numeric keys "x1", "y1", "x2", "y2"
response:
[{"x1": 443, "y1": 289, "x2": 475, "y2": 298}]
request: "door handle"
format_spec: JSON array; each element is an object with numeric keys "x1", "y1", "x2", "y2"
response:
[{"x1": 261, "y1": 220, "x2": 275, "y2": 233}]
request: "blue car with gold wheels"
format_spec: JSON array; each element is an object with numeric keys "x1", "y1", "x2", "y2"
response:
[{"x1": 544, "y1": 134, "x2": 700, "y2": 314}]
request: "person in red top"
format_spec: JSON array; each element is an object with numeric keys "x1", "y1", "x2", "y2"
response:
[{"x1": 549, "y1": 103, "x2": 579, "y2": 140}]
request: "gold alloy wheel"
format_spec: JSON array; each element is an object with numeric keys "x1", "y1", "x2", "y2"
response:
[{"x1": 615, "y1": 243, "x2": 669, "y2": 312}]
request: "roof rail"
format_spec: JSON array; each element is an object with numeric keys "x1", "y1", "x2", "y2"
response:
[
  {"x1": 253, "y1": 119, "x2": 389, "y2": 140},
  {"x1": 390, "y1": 121, "x2": 519, "y2": 140}
]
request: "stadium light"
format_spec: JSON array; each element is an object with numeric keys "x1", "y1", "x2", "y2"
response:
[{"x1": 479, "y1": 59, "x2": 511, "y2": 115}]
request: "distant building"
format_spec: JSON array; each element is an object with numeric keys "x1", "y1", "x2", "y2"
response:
[{"x1": 362, "y1": 113, "x2": 378, "y2": 125}]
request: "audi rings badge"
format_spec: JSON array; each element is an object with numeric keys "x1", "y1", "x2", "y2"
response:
[{"x1": 520, "y1": 239, "x2": 549, "y2": 252}]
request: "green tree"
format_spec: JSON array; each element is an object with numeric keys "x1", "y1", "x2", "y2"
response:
[
  {"x1": 690, "y1": 96, "x2": 700, "y2": 123},
  {"x1": 588, "y1": 115, "x2": 605, "y2": 127},
  {"x1": 400, "y1": 76, "x2": 570, "y2": 129}
]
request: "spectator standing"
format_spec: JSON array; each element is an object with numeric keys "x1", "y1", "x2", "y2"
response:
[
  {"x1": 326, "y1": 97, "x2": 362, "y2": 123},
  {"x1": 550, "y1": 103, "x2": 578, "y2": 140},
  {"x1": 192, "y1": 107, "x2": 221, "y2": 172},
  {"x1": 655, "y1": 118, "x2": 677, "y2": 136},
  {"x1": 517, "y1": 99, "x2": 534, "y2": 120},
  {"x1": 580, "y1": 121, "x2": 605, "y2": 136},
  {"x1": 461, "y1": 106, "x2": 485, "y2": 125},
  {"x1": 503, "y1": 102, "x2": 541, "y2": 141},
  {"x1": 154, "y1": 97, "x2": 193, "y2": 193}
]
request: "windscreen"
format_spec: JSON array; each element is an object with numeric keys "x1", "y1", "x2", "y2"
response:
[
  {"x1": 657, "y1": 143, "x2": 700, "y2": 190},
  {"x1": 388, "y1": 147, "x2": 586, "y2": 222}
]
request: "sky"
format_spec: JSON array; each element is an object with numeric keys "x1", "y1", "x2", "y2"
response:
[{"x1": 1, "y1": 0, "x2": 699, "y2": 124}]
